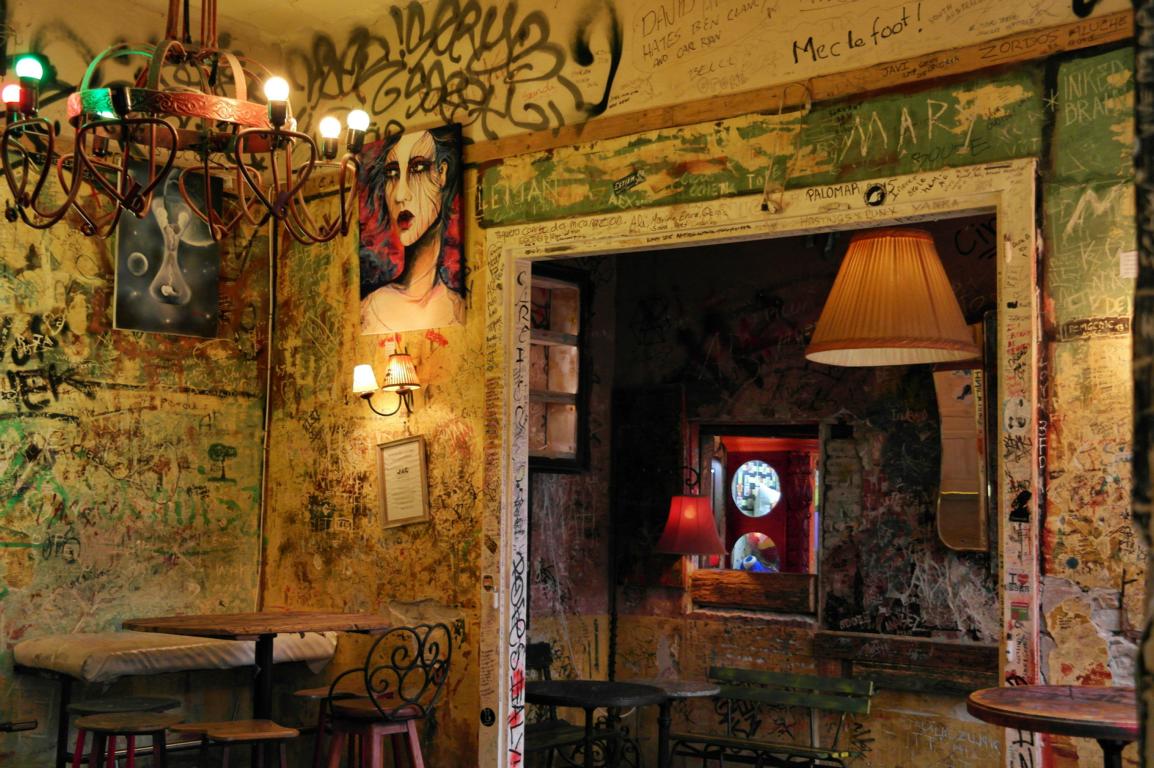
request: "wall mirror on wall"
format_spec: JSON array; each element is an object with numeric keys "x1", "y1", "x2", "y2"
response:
[{"x1": 932, "y1": 315, "x2": 997, "y2": 553}]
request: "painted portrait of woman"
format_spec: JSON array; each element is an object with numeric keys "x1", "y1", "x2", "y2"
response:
[{"x1": 357, "y1": 124, "x2": 464, "y2": 334}]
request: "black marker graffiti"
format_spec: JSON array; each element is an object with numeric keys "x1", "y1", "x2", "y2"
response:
[{"x1": 285, "y1": 0, "x2": 622, "y2": 139}]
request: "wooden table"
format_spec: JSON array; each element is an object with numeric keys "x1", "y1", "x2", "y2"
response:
[
  {"x1": 123, "y1": 610, "x2": 391, "y2": 719},
  {"x1": 623, "y1": 678, "x2": 720, "y2": 768},
  {"x1": 526, "y1": 680, "x2": 667, "y2": 768},
  {"x1": 967, "y1": 685, "x2": 1138, "y2": 768}
]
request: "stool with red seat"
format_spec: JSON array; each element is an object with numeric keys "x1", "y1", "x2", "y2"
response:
[
  {"x1": 72, "y1": 711, "x2": 180, "y2": 767},
  {"x1": 68, "y1": 696, "x2": 181, "y2": 768}
]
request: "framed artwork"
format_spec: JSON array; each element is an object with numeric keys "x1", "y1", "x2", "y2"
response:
[
  {"x1": 114, "y1": 164, "x2": 220, "y2": 337},
  {"x1": 358, "y1": 124, "x2": 464, "y2": 334},
  {"x1": 377, "y1": 436, "x2": 430, "y2": 528}
]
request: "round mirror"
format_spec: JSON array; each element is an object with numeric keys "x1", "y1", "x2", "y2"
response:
[
  {"x1": 731, "y1": 532, "x2": 780, "y2": 572},
  {"x1": 730, "y1": 460, "x2": 782, "y2": 517}
]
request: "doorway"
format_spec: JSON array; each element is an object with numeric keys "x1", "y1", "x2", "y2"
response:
[{"x1": 482, "y1": 160, "x2": 1040, "y2": 768}]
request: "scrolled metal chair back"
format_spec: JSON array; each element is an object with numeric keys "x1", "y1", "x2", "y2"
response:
[{"x1": 347, "y1": 622, "x2": 452, "y2": 721}]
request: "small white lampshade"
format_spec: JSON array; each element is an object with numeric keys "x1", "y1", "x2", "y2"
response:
[
  {"x1": 381, "y1": 353, "x2": 421, "y2": 392},
  {"x1": 352, "y1": 364, "x2": 379, "y2": 394},
  {"x1": 655, "y1": 495, "x2": 727, "y2": 555},
  {"x1": 805, "y1": 228, "x2": 980, "y2": 366}
]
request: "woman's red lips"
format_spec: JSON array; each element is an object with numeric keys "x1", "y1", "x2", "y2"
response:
[{"x1": 397, "y1": 211, "x2": 414, "y2": 229}]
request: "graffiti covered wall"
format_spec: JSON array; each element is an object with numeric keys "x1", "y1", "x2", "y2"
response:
[{"x1": 0, "y1": 1, "x2": 1141, "y2": 766}]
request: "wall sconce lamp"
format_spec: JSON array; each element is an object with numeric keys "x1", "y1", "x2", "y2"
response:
[
  {"x1": 654, "y1": 468, "x2": 727, "y2": 555},
  {"x1": 805, "y1": 228, "x2": 979, "y2": 366},
  {"x1": 352, "y1": 353, "x2": 421, "y2": 416}
]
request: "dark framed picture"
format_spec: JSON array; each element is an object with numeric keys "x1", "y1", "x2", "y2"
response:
[{"x1": 377, "y1": 436, "x2": 430, "y2": 528}]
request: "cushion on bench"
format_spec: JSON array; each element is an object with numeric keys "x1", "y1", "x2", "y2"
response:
[{"x1": 14, "y1": 631, "x2": 337, "y2": 683}]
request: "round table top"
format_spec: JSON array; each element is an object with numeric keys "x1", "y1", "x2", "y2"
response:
[
  {"x1": 622, "y1": 678, "x2": 721, "y2": 699},
  {"x1": 967, "y1": 685, "x2": 1138, "y2": 742},
  {"x1": 526, "y1": 680, "x2": 668, "y2": 710}
]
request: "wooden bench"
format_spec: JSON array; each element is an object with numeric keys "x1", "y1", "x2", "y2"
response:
[
  {"x1": 14, "y1": 631, "x2": 337, "y2": 768},
  {"x1": 669, "y1": 667, "x2": 874, "y2": 767}
]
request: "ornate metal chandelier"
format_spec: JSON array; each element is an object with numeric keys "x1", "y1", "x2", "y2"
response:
[{"x1": 0, "y1": 0, "x2": 365, "y2": 244}]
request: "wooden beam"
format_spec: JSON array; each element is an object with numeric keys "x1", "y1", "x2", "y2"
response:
[
  {"x1": 690, "y1": 570, "x2": 817, "y2": 614},
  {"x1": 814, "y1": 630, "x2": 999, "y2": 670},
  {"x1": 465, "y1": 11, "x2": 1132, "y2": 165}
]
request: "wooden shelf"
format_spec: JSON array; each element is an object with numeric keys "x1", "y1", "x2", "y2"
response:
[
  {"x1": 529, "y1": 390, "x2": 577, "y2": 405},
  {"x1": 530, "y1": 329, "x2": 579, "y2": 347}
]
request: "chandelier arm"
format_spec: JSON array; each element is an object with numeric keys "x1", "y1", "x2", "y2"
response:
[
  {"x1": 283, "y1": 193, "x2": 326, "y2": 245},
  {"x1": 234, "y1": 130, "x2": 280, "y2": 217},
  {"x1": 282, "y1": 210, "x2": 324, "y2": 246},
  {"x1": 77, "y1": 119, "x2": 177, "y2": 216},
  {"x1": 179, "y1": 156, "x2": 223, "y2": 241},
  {"x1": 57, "y1": 153, "x2": 123, "y2": 237},
  {"x1": 204, "y1": 0, "x2": 218, "y2": 49},
  {"x1": 235, "y1": 163, "x2": 265, "y2": 227},
  {"x1": 147, "y1": 40, "x2": 193, "y2": 94},
  {"x1": 9, "y1": 167, "x2": 77, "y2": 231},
  {"x1": 0, "y1": 122, "x2": 87, "y2": 232},
  {"x1": 285, "y1": 166, "x2": 337, "y2": 245},
  {"x1": 79, "y1": 43, "x2": 153, "y2": 96},
  {"x1": 216, "y1": 50, "x2": 248, "y2": 104},
  {"x1": 1, "y1": 123, "x2": 41, "y2": 202},
  {"x1": 337, "y1": 156, "x2": 359, "y2": 237},
  {"x1": 165, "y1": 0, "x2": 181, "y2": 41}
]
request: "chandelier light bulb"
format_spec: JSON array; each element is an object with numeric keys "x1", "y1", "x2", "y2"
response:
[
  {"x1": 346, "y1": 110, "x2": 370, "y2": 132},
  {"x1": 318, "y1": 116, "x2": 341, "y2": 139},
  {"x1": 14, "y1": 56, "x2": 44, "y2": 82},
  {"x1": 262, "y1": 76, "x2": 290, "y2": 103},
  {"x1": 2, "y1": 84, "x2": 21, "y2": 106}
]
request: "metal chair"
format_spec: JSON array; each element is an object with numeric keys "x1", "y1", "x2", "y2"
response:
[{"x1": 322, "y1": 623, "x2": 452, "y2": 767}]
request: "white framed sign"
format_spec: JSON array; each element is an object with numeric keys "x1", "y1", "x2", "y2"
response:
[{"x1": 376, "y1": 436, "x2": 429, "y2": 528}]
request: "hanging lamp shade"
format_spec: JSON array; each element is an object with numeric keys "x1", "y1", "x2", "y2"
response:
[
  {"x1": 655, "y1": 496, "x2": 727, "y2": 555},
  {"x1": 805, "y1": 228, "x2": 980, "y2": 366}
]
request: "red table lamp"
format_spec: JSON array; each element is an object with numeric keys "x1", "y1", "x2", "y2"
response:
[{"x1": 655, "y1": 495, "x2": 727, "y2": 555}]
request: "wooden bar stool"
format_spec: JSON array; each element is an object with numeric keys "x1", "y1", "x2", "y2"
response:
[
  {"x1": 294, "y1": 682, "x2": 367, "y2": 768},
  {"x1": 68, "y1": 696, "x2": 181, "y2": 768},
  {"x1": 172, "y1": 719, "x2": 299, "y2": 767},
  {"x1": 72, "y1": 711, "x2": 180, "y2": 768}
]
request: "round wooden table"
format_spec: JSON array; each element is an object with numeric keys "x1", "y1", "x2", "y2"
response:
[{"x1": 967, "y1": 685, "x2": 1138, "y2": 768}]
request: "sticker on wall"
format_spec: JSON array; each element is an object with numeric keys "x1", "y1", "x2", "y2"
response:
[
  {"x1": 114, "y1": 165, "x2": 221, "y2": 338},
  {"x1": 358, "y1": 124, "x2": 465, "y2": 334}
]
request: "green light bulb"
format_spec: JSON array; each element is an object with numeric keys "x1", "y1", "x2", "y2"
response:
[{"x1": 14, "y1": 56, "x2": 44, "y2": 82}]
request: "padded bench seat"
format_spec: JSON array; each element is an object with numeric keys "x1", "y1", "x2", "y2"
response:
[
  {"x1": 14, "y1": 630, "x2": 337, "y2": 683},
  {"x1": 14, "y1": 630, "x2": 337, "y2": 767}
]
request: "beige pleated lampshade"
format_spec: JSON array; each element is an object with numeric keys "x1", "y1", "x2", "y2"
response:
[
  {"x1": 381, "y1": 353, "x2": 421, "y2": 392},
  {"x1": 805, "y1": 228, "x2": 980, "y2": 366},
  {"x1": 654, "y1": 496, "x2": 727, "y2": 555}
]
